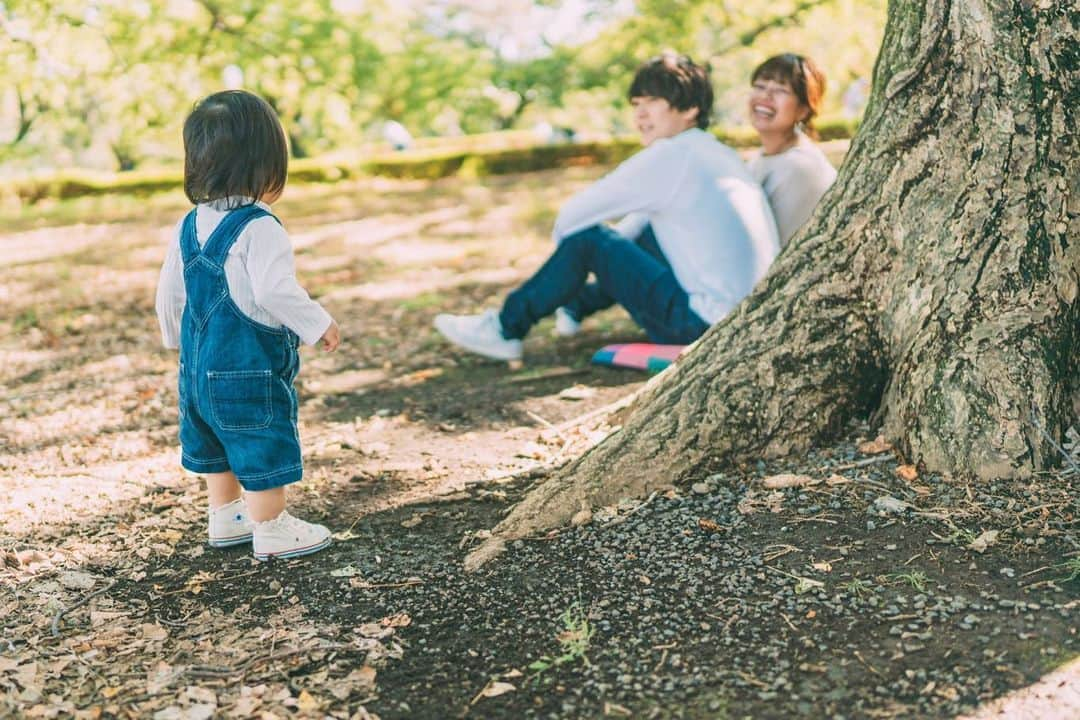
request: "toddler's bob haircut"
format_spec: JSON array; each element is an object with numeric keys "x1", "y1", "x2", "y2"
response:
[
  {"x1": 628, "y1": 51, "x2": 714, "y2": 129},
  {"x1": 182, "y1": 90, "x2": 288, "y2": 206}
]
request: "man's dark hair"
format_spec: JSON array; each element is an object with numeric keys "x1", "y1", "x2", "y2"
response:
[
  {"x1": 182, "y1": 90, "x2": 288, "y2": 206},
  {"x1": 628, "y1": 51, "x2": 714, "y2": 129}
]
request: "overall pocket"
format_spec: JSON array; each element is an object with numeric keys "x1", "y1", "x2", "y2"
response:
[{"x1": 207, "y1": 370, "x2": 273, "y2": 430}]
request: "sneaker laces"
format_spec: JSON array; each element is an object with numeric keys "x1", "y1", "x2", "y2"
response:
[{"x1": 255, "y1": 509, "x2": 301, "y2": 532}]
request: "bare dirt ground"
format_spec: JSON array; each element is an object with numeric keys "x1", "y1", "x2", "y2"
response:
[{"x1": 2, "y1": 162, "x2": 1078, "y2": 719}]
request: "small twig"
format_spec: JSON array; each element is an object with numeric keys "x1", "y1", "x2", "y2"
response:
[
  {"x1": 1022, "y1": 579, "x2": 1061, "y2": 591},
  {"x1": 779, "y1": 613, "x2": 800, "y2": 633},
  {"x1": 602, "y1": 491, "x2": 660, "y2": 527},
  {"x1": 549, "y1": 390, "x2": 639, "y2": 435},
  {"x1": 502, "y1": 366, "x2": 590, "y2": 385},
  {"x1": 763, "y1": 565, "x2": 804, "y2": 581},
  {"x1": 1020, "y1": 565, "x2": 1055, "y2": 578},
  {"x1": 469, "y1": 678, "x2": 497, "y2": 706},
  {"x1": 184, "y1": 643, "x2": 343, "y2": 679},
  {"x1": 763, "y1": 544, "x2": 801, "y2": 562},
  {"x1": 652, "y1": 647, "x2": 669, "y2": 674},
  {"x1": 903, "y1": 553, "x2": 923, "y2": 566},
  {"x1": 154, "y1": 611, "x2": 196, "y2": 628},
  {"x1": 1031, "y1": 407, "x2": 1080, "y2": 476},
  {"x1": 854, "y1": 650, "x2": 884, "y2": 677},
  {"x1": 525, "y1": 410, "x2": 555, "y2": 429},
  {"x1": 735, "y1": 670, "x2": 770, "y2": 689},
  {"x1": 789, "y1": 514, "x2": 838, "y2": 525},
  {"x1": 51, "y1": 579, "x2": 117, "y2": 637},
  {"x1": 350, "y1": 579, "x2": 424, "y2": 590},
  {"x1": 827, "y1": 455, "x2": 895, "y2": 472},
  {"x1": 157, "y1": 569, "x2": 261, "y2": 596}
]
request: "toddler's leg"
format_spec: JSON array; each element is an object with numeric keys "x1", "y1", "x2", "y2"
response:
[
  {"x1": 204, "y1": 471, "x2": 254, "y2": 548},
  {"x1": 245, "y1": 486, "x2": 286, "y2": 522},
  {"x1": 205, "y1": 471, "x2": 242, "y2": 509},
  {"x1": 247, "y1": 486, "x2": 332, "y2": 561}
]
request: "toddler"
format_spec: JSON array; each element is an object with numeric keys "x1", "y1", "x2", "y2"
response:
[{"x1": 156, "y1": 90, "x2": 340, "y2": 560}]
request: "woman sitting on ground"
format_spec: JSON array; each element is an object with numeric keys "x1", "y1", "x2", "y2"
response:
[{"x1": 745, "y1": 53, "x2": 838, "y2": 246}]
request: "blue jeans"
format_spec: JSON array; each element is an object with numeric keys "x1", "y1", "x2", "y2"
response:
[{"x1": 499, "y1": 224, "x2": 710, "y2": 344}]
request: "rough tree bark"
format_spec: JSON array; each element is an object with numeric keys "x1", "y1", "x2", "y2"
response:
[{"x1": 465, "y1": 0, "x2": 1079, "y2": 570}]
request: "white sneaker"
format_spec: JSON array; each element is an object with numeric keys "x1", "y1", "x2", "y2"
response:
[
  {"x1": 208, "y1": 498, "x2": 253, "y2": 548},
  {"x1": 553, "y1": 307, "x2": 581, "y2": 337},
  {"x1": 252, "y1": 510, "x2": 332, "y2": 561},
  {"x1": 433, "y1": 309, "x2": 523, "y2": 361}
]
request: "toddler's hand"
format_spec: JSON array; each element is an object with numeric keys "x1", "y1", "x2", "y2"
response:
[{"x1": 320, "y1": 320, "x2": 341, "y2": 352}]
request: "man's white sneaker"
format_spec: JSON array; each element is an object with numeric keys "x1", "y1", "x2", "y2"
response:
[
  {"x1": 553, "y1": 307, "x2": 581, "y2": 337},
  {"x1": 252, "y1": 510, "x2": 332, "y2": 561},
  {"x1": 208, "y1": 498, "x2": 253, "y2": 548},
  {"x1": 433, "y1": 309, "x2": 523, "y2": 361}
]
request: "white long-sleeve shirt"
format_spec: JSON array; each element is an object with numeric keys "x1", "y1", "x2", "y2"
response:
[
  {"x1": 155, "y1": 200, "x2": 333, "y2": 349},
  {"x1": 551, "y1": 127, "x2": 779, "y2": 324},
  {"x1": 747, "y1": 133, "x2": 837, "y2": 246}
]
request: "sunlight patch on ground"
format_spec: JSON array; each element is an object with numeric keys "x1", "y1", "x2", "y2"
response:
[
  {"x1": 322, "y1": 266, "x2": 524, "y2": 303},
  {"x1": 372, "y1": 239, "x2": 480, "y2": 266},
  {"x1": 1, "y1": 401, "x2": 129, "y2": 447},
  {"x1": 1, "y1": 451, "x2": 179, "y2": 537},
  {"x1": 295, "y1": 253, "x2": 360, "y2": 273},
  {"x1": 0, "y1": 278, "x2": 34, "y2": 303},
  {"x1": 292, "y1": 205, "x2": 471, "y2": 251},
  {"x1": 0, "y1": 348, "x2": 61, "y2": 382},
  {"x1": 2, "y1": 224, "x2": 116, "y2": 266},
  {"x1": 302, "y1": 368, "x2": 390, "y2": 395},
  {"x1": 958, "y1": 655, "x2": 1080, "y2": 719}
]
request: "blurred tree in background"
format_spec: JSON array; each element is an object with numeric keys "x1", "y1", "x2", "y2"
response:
[{"x1": 0, "y1": 0, "x2": 884, "y2": 173}]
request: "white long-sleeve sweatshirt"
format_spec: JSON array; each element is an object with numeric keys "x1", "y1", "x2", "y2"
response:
[{"x1": 551, "y1": 127, "x2": 780, "y2": 324}]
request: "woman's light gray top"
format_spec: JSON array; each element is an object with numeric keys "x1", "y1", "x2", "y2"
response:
[{"x1": 747, "y1": 133, "x2": 837, "y2": 247}]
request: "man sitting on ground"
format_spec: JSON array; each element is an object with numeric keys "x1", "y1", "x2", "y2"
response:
[{"x1": 434, "y1": 52, "x2": 779, "y2": 361}]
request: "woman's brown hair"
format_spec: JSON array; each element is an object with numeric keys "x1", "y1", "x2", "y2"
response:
[{"x1": 751, "y1": 53, "x2": 826, "y2": 139}]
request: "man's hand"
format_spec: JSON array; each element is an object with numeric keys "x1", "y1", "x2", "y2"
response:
[{"x1": 320, "y1": 320, "x2": 341, "y2": 352}]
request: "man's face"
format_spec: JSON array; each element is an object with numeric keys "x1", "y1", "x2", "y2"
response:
[{"x1": 630, "y1": 96, "x2": 699, "y2": 146}]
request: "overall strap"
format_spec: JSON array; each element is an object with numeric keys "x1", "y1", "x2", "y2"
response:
[
  {"x1": 200, "y1": 205, "x2": 280, "y2": 265},
  {"x1": 178, "y1": 210, "x2": 200, "y2": 265}
]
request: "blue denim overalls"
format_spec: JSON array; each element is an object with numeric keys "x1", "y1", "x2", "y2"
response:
[{"x1": 177, "y1": 205, "x2": 303, "y2": 491}]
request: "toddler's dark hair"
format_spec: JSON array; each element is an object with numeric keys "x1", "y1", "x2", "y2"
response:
[
  {"x1": 628, "y1": 51, "x2": 714, "y2": 129},
  {"x1": 183, "y1": 90, "x2": 288, "y2": 206}
]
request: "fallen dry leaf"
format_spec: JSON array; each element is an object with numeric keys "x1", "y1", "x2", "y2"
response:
[
  {"x1": 858, "y1": 435, "x2": 893, "y2": 454},
  {"x1": 967, "y1": 529, "x2": 1000, "y2": 553},
  {"x1": 355, "y1": 623, "x2": 395, "y2": 639},
  {"x1": 380, "y1": 612, "x2": 411, "y2": 628},
  {"x1": 763, "y1": 473, "x2": 820, "y2": 489},
  {"x1": 896, "y1": 464, "x2": 919, "y2": 482},
  {"x1": 347, "y1": 665, "x2": 377, "y2": 691},
  {"x1": 296, "y1": 689, "x2": 320, "y2": 712},
  {"x1": 480, "y1": 681, "x2": 515, "y2": 698},
  {"x1": 558, "y1": 385, "x2": 596, "y2": 401},
  {"x1": 140, "y1": 623, "x2": 168, "y2": 641}
]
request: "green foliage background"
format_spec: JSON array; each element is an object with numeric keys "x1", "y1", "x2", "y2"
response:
[{"x1": 0, "y1": 0, "x2": 885, "y2": 174}]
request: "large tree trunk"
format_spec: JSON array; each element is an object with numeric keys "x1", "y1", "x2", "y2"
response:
[{"x1": 466, "y1": 0, "x2": 1079, "y2": 570}]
